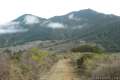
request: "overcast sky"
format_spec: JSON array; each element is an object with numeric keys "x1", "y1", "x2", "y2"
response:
[{"x1": 0, "y1": 0, "x2": 120, "y2": 24}]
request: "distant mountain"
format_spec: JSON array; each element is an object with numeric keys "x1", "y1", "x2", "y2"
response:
[{"x1": 0, "y1": 9, "x2": 120, "y2": 52}]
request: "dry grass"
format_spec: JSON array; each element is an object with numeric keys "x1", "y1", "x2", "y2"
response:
[
  {"x1": 0, "y1": 48, "x2": 59, "y2": 80},
  {"x1": 73, "y1": 53, "x2": 120, "y2": 80}
]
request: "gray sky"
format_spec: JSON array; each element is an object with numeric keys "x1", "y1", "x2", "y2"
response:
[{"x1": 0, "y1": 0, "x2": 120, "y2": 24}]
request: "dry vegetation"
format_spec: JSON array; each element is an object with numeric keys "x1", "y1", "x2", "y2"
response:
[
  {"x1": 72, "y1": 53, "x2": 120, "y2": 80},
  {"x1": 0, "y1": 48, "x2": 59, "y2": 80},
  {"x1": 0, "y1": 45, "x2": 120, "y2": 80}
]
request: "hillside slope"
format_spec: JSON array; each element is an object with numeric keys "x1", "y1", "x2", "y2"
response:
[{"x1": 0, "y1": 9, "x2": 120, "y2": 51}]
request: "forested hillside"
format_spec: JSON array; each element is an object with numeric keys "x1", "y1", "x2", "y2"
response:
[{"x1": 0, "y1": 9, "x2": 120, "y2": 52}]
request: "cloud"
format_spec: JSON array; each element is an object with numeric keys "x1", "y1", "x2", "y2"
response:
[
  {"x1": 68, "y1": 14, "x2": 74, "y2": 19},
  {"x1": 47, "y1": 22, "x2": 64, "y2": 28},
  {"x1": 0, "y1": 29, "x2": 28, "y2": 34},
  {"x1": 0, "y1": 22, "x2": 28, "y2": 34},
  {"x1": 68, "y1": 13, "x2": 81, "y2": 21},
  {"x1": 23, "y1": 15, "x2": 39, "y2": 24},
  {"x1": 0, "y1": 0, "x2": 119, "y2": 24}
]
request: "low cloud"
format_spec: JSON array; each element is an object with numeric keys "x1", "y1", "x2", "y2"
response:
[
  {"x1": 0, "y1": 22, "x2": 28, "y2": 34},
  {"x1": 68, "y1": 14, "x2": 74, "y2": 19},
  {"x1": 24, "y1": 15, "x2": 39, "y2": 24},
  {"x1": 47, "y1": 22, "x2": 64, "y2": 28},
  {"x1": 0, "y1": 29, "x2": 28, "y2": 34},
  {"x1": 68, "y1": 13, "x2": 82, "y2": 21}
]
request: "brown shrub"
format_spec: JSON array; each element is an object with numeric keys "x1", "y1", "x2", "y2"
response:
[
  {"x1": 92, "y1": 60, "x2": 120, "y2": 80},
  {"x1": 0, "y1": 53, "x2": 10, "y2": 80}
]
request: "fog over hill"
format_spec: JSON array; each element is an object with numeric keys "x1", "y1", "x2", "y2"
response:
[{"x1": 0, "y1": 9, "x2": 120, "y2": 52}]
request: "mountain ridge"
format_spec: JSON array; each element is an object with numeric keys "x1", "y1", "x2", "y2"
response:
[{"x1": 0, "y1": 9, "x2": 120, "y2": 52}]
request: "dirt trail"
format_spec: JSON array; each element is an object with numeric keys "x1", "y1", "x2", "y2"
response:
[{"x1": 40, "y1": 59, "x2": 79, "y2": 80}]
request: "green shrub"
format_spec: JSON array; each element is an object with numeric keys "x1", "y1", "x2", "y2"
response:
[
  {"x1": 71, "y1": 44, "x2": 103, "y2": 53},
  {"x1": 30, "y1": 48, "x2": 48, "y2": 63}
]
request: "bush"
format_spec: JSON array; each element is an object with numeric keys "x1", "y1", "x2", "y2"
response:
[
  {"x1": 92, "y1": 62, "x2": 120, "y2": 80},
  {"x1": 0, "y1": 47, "x2": 59, "y2": 80},
  {"x1": 71, "y1": 44, "x2": 103, "y2": 53},
  {"x1": 0, "y1": 54, "x2": 10, "y2": 80}
]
